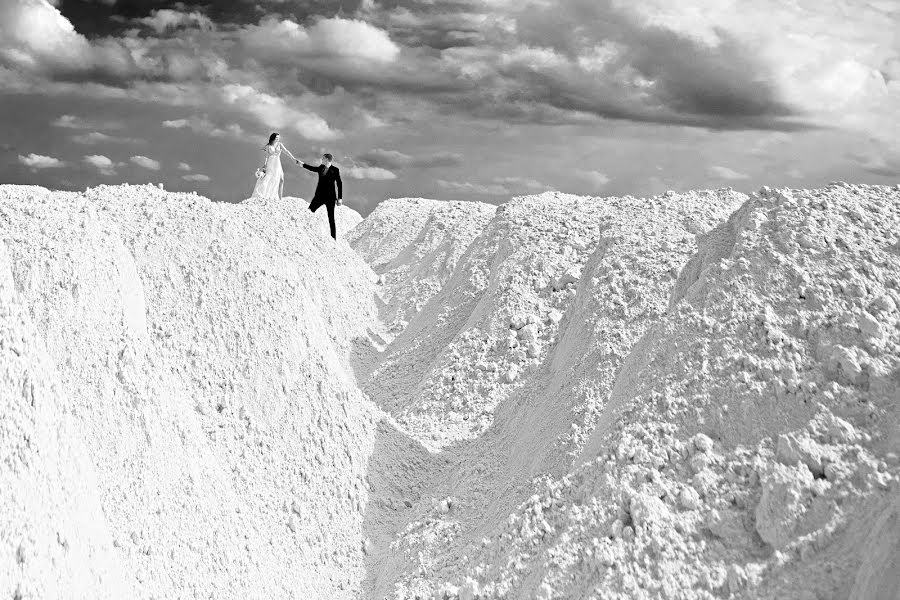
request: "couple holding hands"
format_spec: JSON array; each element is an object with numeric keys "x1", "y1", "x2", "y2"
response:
[{"x1": 252, "y1": 132, "x2": 343, "y2": 239}]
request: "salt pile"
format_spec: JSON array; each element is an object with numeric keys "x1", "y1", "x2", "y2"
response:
[
  {"x1": 1, "y1": 182, "x2": 898, "y2": 599},
  {"x1": 1, "y1": 184, "x2": 384, "y2": 599},
  {"x1": 348, "y1": 197, "x2": 495, "y2": 333},
  {"x1": 359, "y1": 184, "x2": 900, "y2": 599}
]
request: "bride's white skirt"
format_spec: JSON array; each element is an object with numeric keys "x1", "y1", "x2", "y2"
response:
[{"x1": 251, "y1": 152, "x2": 283, "y2": 200}]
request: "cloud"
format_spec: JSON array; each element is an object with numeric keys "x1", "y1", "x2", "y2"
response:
[
  {"x1": 0, "y1": 0, "x2": 135, "y2": 80},
  {"x1": 53, "y1": 115, "x2": 89, "y2": 128},
  {"x1": 178, "y1": 162, "x2": 191, "y2": 171},
  {"x1": 851, "y1": 149, "x2": 900, "y2": 177},
  {"x1": 72, "y1": 131, "x2": 136, "y2": 144},
  {"x1": 0, "y1": 1, "x2": 228, "y2": 86},
  {"x1": 576, "y1": 170, "x2": 611, "y2": 190},
  {"x1": 437, "y1": 179, "x2": 510, "y2": 195},
  {"x1": 240, "y1": 17, "x2": 400, "y2": 65},
  {"x1": 83, "y1": 154, "x2": 117, "y2": 175},
  {"x1": 344, "y1": 166, "x2": 397, "y2": 181},
  {"x1": 137, "y1": 9, "x2": 214, "y2": 34},
  {"x1": 8, "y1": 0, "x2": 899, "y2": 143},
  {"x1": 162, "y1": 116, "x2": 243, "y2": 138},
  {"x1": 18, "y1": 152, "x2": 64, "y2": 169},
  {"x1": 708, "y1": 165, "x2": 750, "y2": 180},
  {"x1": 358, "y1": 148, "x2": 464, "y2": 169},
  {"x1": 493, "y1": 176, "x2": 547, "y2": 192},
  {"x1": 130, "y1": 155, "x2": 160, "y2": 170},
  {"x1": 221, "y1": 84, "x2": 338, "y2": 141},
  {"x1": 182, "y1": 173, "x2": 210, "y2": 182},
  {"x1": 53, "y1": 114, "x2": 123, "y2": 129}
]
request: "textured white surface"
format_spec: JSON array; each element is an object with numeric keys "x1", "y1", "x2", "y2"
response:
[
  {"x1": 352, "y1": 185, "x2": 900, "y2": 599},
  {"x1": 2, "y1": 182, "x2": 899, "y2": 599},
  {"x1": 0, "y1": 184, "x2": 383, "y2": 600}
]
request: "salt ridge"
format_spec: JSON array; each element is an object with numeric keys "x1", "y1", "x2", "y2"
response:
[{"x1": 1, "y1": 182, "x2": 898, "y2": 599}]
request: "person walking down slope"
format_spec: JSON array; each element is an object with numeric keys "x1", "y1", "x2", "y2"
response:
[{"x1": 297, "y1": 153, "x2": 343, "y2": 240}]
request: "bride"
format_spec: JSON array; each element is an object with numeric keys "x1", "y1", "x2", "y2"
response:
[{"x1": 251, "y1": 132, "x2": 299, "y2": 200}]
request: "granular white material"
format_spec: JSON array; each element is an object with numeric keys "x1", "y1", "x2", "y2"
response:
[
  {"x1": 347, "y1": 197, "x2": 495, "y2": 334},
  {"x1": 2, "y1": 182, "x2": 898, "y2": 600},
  {"x1": 0, "y1": 184, "x2": 384, "y2": 599}
]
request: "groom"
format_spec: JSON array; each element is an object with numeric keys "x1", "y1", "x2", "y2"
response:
[{"x1": 297, "y1": 153, "x2": 343, "y2": 240}]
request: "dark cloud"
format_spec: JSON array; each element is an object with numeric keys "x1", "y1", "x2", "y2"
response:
[
  {"x1": 58, "y1": 0, "x2": 252, "y2": 36},
  {"x1": 460, "y1": 0, "x2": 808, "y2": 130},
  {"x1": 358, "y1": 148, "x2": 463, "y2": 169},
  {"x1": 626, "y1": 27, "x2": 796, "y2": 120},
  {"x1": 361, "y1": 1, "x2": 500, "y2": 50},
  {"x1": 264, "y1": 0, "x2": 810, "y2": 131},
  {"x1": 10, "y1": 0, "x2": 817, "y2": 133}
]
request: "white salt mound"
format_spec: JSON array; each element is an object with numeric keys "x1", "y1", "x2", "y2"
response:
[
  {"x1": 347, "y1": 197, "x2": 496, "y2": 333},
  {"x1": 0, "y1": 184, "x2": 385, "y2": 600},
  {"x1": 350, "y1": 185, "x2": 900, "y2": 599},
  {"x1": 2, "y1": 182, "x2": 899, "y2": 600}
]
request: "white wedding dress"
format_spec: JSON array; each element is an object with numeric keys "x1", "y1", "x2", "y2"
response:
[{"x1": 250, "y1": 143, "x2": 284, "y2": 200}]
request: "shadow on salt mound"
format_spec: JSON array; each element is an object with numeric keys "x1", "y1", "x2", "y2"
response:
[{"x1": 347, "y1": 197, "x2": 496, "y2": 332}]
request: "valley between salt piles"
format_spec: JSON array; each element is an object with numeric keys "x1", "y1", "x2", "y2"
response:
[{"x1": 1, "y1": 182, "x2": 898, "y2": 600}]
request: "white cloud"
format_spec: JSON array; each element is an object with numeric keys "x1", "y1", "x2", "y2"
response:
[
  {"x1": 137, "y1": 9, "x2": 213, "y2": 34},
  {"x1": 18, "y1": 152, "x2": 64, "y2": 169},
  {"x1": 494, "y1": 176, "x2": 547, "y2": 192},
  {"x1": 52, "y1": 114, "x2": 123, "y2": 130},
  {"x1": 708, "y1": 165, "x2": 750, "y2": 180},
  {"x1": 162, "y1": 116, "x2": 244, "y2": 138},
  {"x1": 130, "y1": 155, "x2": 161, "y2": 170},
  {"x1": 345, "y1": 166, "x2": 397, "y2": 181},
  {"x1": 437, "y1": 179, "x2": 510, "y2": 195},
  {"x1": 576, "y1": 170, "x2": 611, "y2": 190},
  {"x1": 84, "y1": 154, "x2": 117, "y2": 175},
  {"x1": 72, "y1": 131, "x2": 136, "y2": 144},
  {"x1": 620, "y1": 0, "x2": 900, "y2": 138},
  {"x1": 241, "y1": 17, "x2": 400, "y2": 65},
  {"x1": 221, "y1": 84, "x2": 338, "y2": 141},
  {"x1": 182, "y1": 173, "x2": 210, "y2": 182},
  {"x1": 0, "y1": 0, "x2": 133, "y2": 78},
  {"x1": 53, "y1": 114, "x2": 87, "y2": 128},
  {"x1": 178, "y1": 162, "x2": 191, "y2": 171}
]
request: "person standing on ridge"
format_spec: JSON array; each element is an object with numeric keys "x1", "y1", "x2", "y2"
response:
[{"x1": 297, "y1": 153, "x2": 343, "y2": 240}]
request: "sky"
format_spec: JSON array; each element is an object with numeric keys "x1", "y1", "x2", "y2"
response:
[{"x1": 0, "y1": 0, "x2": 898, "y2": 215}]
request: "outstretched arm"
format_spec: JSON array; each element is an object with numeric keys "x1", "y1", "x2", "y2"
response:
[
  {"x1": 301, "y1": 162, "x2": 319, "y2": 172},
  {"x1": 281, "y1": 145, "x2": 299, "y2": 162}
]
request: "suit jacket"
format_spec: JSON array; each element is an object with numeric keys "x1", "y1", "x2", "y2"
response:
[{"x1": 302, "y1": 163, "x2": 342, "y2": 203}]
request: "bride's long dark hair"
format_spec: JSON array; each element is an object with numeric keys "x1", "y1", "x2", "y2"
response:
[{"x1": 266, "y1": 132, "x2": 279, "y2": 147}]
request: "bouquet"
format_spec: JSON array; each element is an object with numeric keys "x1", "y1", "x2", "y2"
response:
[{"x1": 255, "y1": 167, "x2": 266, "y2": 179}]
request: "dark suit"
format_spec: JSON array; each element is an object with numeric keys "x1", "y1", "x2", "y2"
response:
[{"x1": 302, "y1": 163, "x2": 343, "y2": 239}]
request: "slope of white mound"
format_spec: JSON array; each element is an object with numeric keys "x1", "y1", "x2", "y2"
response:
[
  {"x1": 361, "y1": 190, "x2": 745, "y2": 452},
  {"x1": 0, "y1": 184, "x2": 385, "y2": 600},
  {"x1": 362, "y1": 184, "x2": 900, "y2": 599},
  {"x1": 0, "y1": 241, "x2": 129, "y2": 599},
  {"x1": 4, "y1": 180, "x2": 899, "y2": 600},
  {"x1": 282, "y1": 195, "x2": 363, "y2": 240},
  {"x1": 354, "y1": 189, "x2": 748, "y2": 595},
  {"x1": 347, "y1": 198, "x2": 496, "y2": 334}
]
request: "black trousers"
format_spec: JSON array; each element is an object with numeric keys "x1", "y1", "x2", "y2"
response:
[{"x1": 309, "y1": 198, "x2": 336, "y2": 239}]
